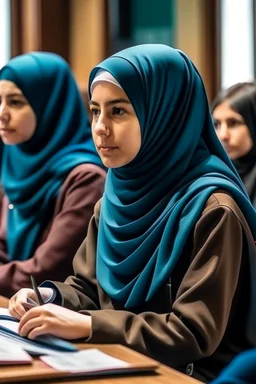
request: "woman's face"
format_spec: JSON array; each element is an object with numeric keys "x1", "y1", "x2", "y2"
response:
[
  {"x1": 213, "y1": 100, "x2": 253, "y2": 160},
  {"x1": 0, "y1": 80, "x2": 37, "y2": 145},
  {"x1": 89, "y1": 82, "x2": 141, "y2": 168}
]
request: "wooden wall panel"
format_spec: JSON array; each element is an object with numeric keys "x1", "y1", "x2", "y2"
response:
[
  {"x1": 21, "y1": 0, "x2": 40, "y2": 52},
  {"x1": 69, "y1": 0, "x2": 108, "y2": 90},
  {"x1": 10, "y1": 0, "x2": 109, "y2": 105},
  {"x1": 10, "y1": 0, "x2": 70, "y2": 60},
  {"x1": 10, "y1": 0, "x2": 22, "y2": 57},
  {"x1": 39, "y1": 0, "x2": 70, "y2": 62},
  {"x1": 175, "y1": 0, "x2": 220, "y2": 101}
]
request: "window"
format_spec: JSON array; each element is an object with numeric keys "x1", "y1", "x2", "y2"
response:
[
  {"x1": 220, "y1": 0, "x2": 254, "y2": 88},
  {"x1": 0, "y1": 0, "x2": 10, "y2": 69}
]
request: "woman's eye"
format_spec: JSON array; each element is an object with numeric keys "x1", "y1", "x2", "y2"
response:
[
  {"x1": 113, "y1": 107, "x2": 125, "y2": 115},
  {"x1": 91, "y1": 108, "x2": 100, "y2": 116},
  {"x1": 213, "y1": 120, "x2": 220, "y2": 130},
  {"x1": 10, "y1": 99, "x2": 24, "y2": 106},
  {"x1": 228, "y1": 118, "x2": 242, "y2": 128}
]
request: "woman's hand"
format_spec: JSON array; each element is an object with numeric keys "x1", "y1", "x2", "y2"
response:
[
  {"x1": 9, "y1": 288, "x2": 54, "y2": 319},
  {"x1": 18, "y1": 303, "x2": 92, "y2": 340}
]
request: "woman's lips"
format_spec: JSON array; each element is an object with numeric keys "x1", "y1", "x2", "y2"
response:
[
  {"x1": 0, "y1": 128, "x2": 16, "y2": 134},
  {"x1": 99, "y1": 146, "x2": 118, "y2": 153}
]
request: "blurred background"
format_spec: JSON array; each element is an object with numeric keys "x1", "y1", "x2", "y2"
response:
[{"x1": 0, "y1": 0, "x2": 254, "y2": 102}]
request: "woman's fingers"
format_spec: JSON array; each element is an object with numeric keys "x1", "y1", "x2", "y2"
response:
[
  {"x1": 27, "y1": 324, "x2": 47, "y2": 340},
  {"x1": 19, "y1": 304, "x2": 58, "y2": 337},
  {"x1": 17, "y1": 303, "x2": 92, "y2": 340},
  {"x1": 19, "y1": 314, "x2": 47, "y2": 338},
  {"x1": 9, "y1": 289, "x2": 32, "y2": 318}
]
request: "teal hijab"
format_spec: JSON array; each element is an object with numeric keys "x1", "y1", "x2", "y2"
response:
[
  {"x1": 0, "y1": 52, "x2": 103, "y2": 261},
  {"x1": 89, "y1": 44, "x2": 256, "y2": 309}
]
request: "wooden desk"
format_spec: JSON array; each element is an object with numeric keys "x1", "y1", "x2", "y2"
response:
[
  {"x1": 0, "y1": 296, "x2": 202, "y2": 384},
  {"x1": 0, "y1": 295, "x2": 8, "y2": 308}
]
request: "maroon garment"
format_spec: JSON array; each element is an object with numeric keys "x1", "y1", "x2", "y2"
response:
[{"x1": 0, "y1": 163, "x2": 105, "y2": 298}]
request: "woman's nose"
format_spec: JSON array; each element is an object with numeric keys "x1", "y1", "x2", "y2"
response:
[
  {"x1": 217, "y1": 124, "x2": 230, "y2": 142},
  {"x1": 0, "y1": 104, "x2": 10, "y2": 124},
  {"x1": 93, "y1": 115, "x2": 110, "y2": 137}
]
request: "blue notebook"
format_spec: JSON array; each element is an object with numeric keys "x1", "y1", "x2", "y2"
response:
[{"x1": 0, "y1": 309, "x2": 78, "y2": 355}]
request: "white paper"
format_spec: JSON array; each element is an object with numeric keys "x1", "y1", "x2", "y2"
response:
[
  {"x1": 0, "y1": 339, "x2": 32, "y2": 363},
  {"x1": 0, "y1": 318, "x2": 19, "y2": 333},
  {"x1": 0, "y1": 333, "x2": 60, "y2": 356},
  {"x1": 0, "y1": 315, "x2": 63, "y2": 356},
  {"x1": 0, "y1": 308, "x2": 11, "y2": 316},
  {"x1": 40, "y1": 348, "x2": 130, "y2": 373}
]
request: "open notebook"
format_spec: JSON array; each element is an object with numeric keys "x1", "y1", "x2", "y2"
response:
[{"x1": 0, "y1": 308, "x2": 77, "y2": 355}]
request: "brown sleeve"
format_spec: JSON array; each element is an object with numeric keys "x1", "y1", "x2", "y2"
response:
[
  {"x1": 0, "y1": 192, "x2": 8, "y2": 263},
  {"x1": 49, "y1": 200, "x2": 102, "y2": 311},
  {"x1": 85, "y1": 203, "x2": 244, "y2": 368},
  {"x1": 0, "y1": 165, "x2": 105, "y2": 298}
]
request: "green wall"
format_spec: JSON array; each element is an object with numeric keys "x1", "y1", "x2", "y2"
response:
[{"x1": 131, "y1": 0, "x2": 175, "y2": 46}]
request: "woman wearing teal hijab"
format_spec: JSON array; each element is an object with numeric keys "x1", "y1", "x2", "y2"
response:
[
  {"x1": 0, "y1": 52, "x2": 105, "y2": 297},
  {"x1": 9, "y1": 45, "x2": 256, "y2": 382}
]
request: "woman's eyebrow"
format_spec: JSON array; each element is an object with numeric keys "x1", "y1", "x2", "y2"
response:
[
  {"x1": 0, "y1": 92, "x2": 24, "y2": 98},
  {"x1": 89, "y1": 98, "x2": 131, "y2": 107}
]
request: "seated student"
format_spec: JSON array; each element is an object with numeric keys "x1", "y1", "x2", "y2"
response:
[
  {"x1": 9, "y1": 45, "x2": 256, "y2": 383},
  {"x1": 212, "y1": 82, "x2": 256, "y2": 206},
  {"x1": 0, "y1": 52, "x2": 105, "y2": 297},
  {"x1": 211, "y1": 348, "x2": 256, "y2": 384}
]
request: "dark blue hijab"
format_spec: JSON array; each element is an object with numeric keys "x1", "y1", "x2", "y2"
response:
[
  {"x1": 0, "y1": 52, "x2": 103, "y2": 261},
  {"x1": 89, "y1": 44, "x2": 256, "y2": 309}
]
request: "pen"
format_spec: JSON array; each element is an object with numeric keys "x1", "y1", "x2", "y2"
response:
[{"x1": 30, "y1": 275, "x2": 44, "y2": 305}]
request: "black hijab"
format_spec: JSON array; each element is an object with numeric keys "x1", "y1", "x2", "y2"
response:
[{"x1": 212, "y1": 82, "x2": 256, "y2": 207}]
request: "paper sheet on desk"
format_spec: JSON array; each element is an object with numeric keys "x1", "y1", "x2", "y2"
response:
[
  {"x1": 41, "y1": 349, "x2": 130, "y2": 373},
  {"x1": 0, "y1": 339, "x2": 32, "y2": 364},
  {"x1": 0, "y1": 308, "x2": 12, "y2": 316},
  {"x1": 0, "y1": 332, "x2": 61, "y2": 356}
]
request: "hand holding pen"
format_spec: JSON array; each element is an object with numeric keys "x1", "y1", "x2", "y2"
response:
[
  {"x1": 9, "y1": 283, "x2": 54, "y2": 319},
  {"x1": 30, "y1": 275, "x2": 44, "y2": 305}
]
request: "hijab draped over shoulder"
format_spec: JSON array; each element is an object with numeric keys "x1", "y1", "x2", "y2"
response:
[
  {"x1": 88, "y1": 44, "x2": 256, "y2": 309},
  {"x1": 0, "y1": 52, "x2": 103, "y2": 261}
]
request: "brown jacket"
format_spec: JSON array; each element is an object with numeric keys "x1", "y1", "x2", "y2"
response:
[
  {"x1": 0, "y1": 163, "x2": 105, "y2": 298},
  {"x1": 51, "y1": 191, "x2": 254, "y2": 382}
]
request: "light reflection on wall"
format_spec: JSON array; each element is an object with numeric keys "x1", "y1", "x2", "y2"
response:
[
  {"x1": 0, "y1": 0, "x2": 10, "y2": 69},
  {"x1": 221, "y1": 0, "x2": 254, "y2": 88}
]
